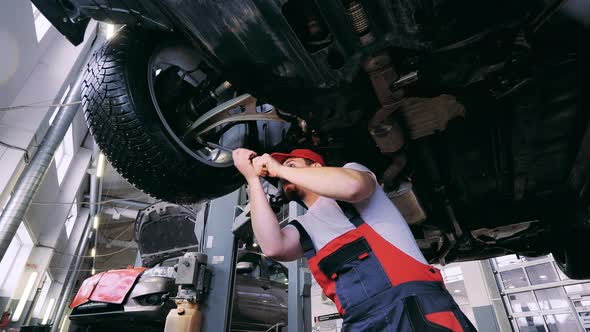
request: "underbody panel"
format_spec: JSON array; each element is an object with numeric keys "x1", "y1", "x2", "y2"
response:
[{"x1": 34, "y1": 0, "x2": 590, "y2": 267}]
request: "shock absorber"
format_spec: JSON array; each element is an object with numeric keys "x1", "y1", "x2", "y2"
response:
[{"x1": 185, "y1": 81, "x2": 233, "y2": 120}]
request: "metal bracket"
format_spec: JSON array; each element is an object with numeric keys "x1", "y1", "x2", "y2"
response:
[
  {"x1": 232, "y1": 203, "x2": 254, "y2": 243},
  {"x1": 182, "y1": 94, "x2": 287, "y2": 138},
  {"x1": 175, "y1": 252, "x2": 211, "y2": 304}
]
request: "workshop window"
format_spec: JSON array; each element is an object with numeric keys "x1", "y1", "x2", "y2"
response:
[
  {"x1": 564, "y1": 283, "x2": 590, "y2": 294},
  {"x1": 544, "y1": 313, "x2": 578, "y2": 332},
  {"x1": 54, "y1": 125, "x2": 74, "y2": 185},
  {"x1": 535, "y1": 287, "x2": 569, "y2": 310},
  {"x1": 65, "y1": 199, "x2": 78, "y2": 238},
  {"x1": 0, "y1": 224, "x2": 34, "y2": 296},
  {"x1": 501, "y1": 268, "x2": 530, "y2": 289},
  {"x1": 515, "y1": 316, "x2": 546, "y2": 332},
  {"x1": 573, "y1": 299, "x2": 590, "y2": 308},
  {"x1": 49, "y1": 85, "x2": 74, "y2": 185},
  {"x1": 32, "y1": 272, "x2": 52, "y2": 318},
  {"x1": 509, "y1": 291, "x2": 540, "y2": 313},
  {"x1": 526, "y1": 263, "x2": 559, "y2": 285},
  {"x1": 31, "y1": 4, "x2": 51, "y2": 42},
  {"x1": 0, "y1": 232, "x2": 22, "y2": 289}
]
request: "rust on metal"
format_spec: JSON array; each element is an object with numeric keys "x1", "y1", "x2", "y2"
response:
[
  {"x1": 363, "y1": 51, "x2": 405, "y2": 154},
  {"x1": 399, "y1": 94, "x2": 466, "y2": 140},
  {"x1": 387, "y1": 182, "x2": 427, "y2": 225}
]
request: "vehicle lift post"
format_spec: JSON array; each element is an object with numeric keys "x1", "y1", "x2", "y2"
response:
[
  {"x1": 232, "y1": 188, "x2": 312, "y2": 332},
  {"x1": 200, "y1": 189, "x2": 243, "y2": 332},
  {"x1": 162, "y1": 189, "x2": 241, "y2": 332},
  {"x1": 194, "y1": 186, "x2": 311, "y2": 332},
  {"x1": 164, "y1": 252, "x2": 211, "y2": 332},
  {"x1": 165, "y1": 185, "x2": 312, "y2": 331}
]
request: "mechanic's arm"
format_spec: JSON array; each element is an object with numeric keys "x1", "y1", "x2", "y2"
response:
[
  {"x1": 278, "y1": 165, "x2": 375, "y2": 202},
  {"x1": 247, "y1": 178, "x2": 303, "y2": 261},
  {"x1": 233, "y1": 149, "x2": 303, "y2": 261}
]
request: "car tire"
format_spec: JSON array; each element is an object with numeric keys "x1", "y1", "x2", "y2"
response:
[
  {"x1": 82, "y1": 28, "x2": 242, "y2": 203},
  {"x1": 553, "y1": 223, "x2": 590, "y2": 279}
]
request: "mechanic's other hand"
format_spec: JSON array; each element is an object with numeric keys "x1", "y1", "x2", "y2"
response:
[
  {"x1": 253, "y1": 154, "x2": 283, "y2": 178},
  {"x1": 252, "y1": 156, "x2": 268, "y2": 178},
  {"x1": 232, "y1": 148, "x2": 258, "y2": 181}
]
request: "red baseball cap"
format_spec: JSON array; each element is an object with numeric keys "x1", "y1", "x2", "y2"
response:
[{"x1": 271, "y1": 149, "x2": 325, "y2": 166}]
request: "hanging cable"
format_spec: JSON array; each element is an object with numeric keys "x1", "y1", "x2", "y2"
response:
[
  {"x1": 48, "y1": 244, "x2": 136, "y2": 258},
  {"x1": 51, "y1": 263, "x2": 145, "y2": 274},
  {"x1": 0, "y1": 101, "x2": 83, "y2": 112},
  {"x1": 30, "y1": 195, "x2": 150, "y2": 206},
  {"x1": 0, "y1": 140, "x2": 30, "y2": 163}
]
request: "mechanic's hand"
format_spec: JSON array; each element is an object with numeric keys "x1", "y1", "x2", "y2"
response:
[
  {"x1": 252, "y1": 154, "x2": 283, "y2": 178},
  {"x1": 232, "y1": 148, "x2": 258, "y2": 181},
  {"x1": 252, "y1": 156, "x2": 268, "y2": 178}
]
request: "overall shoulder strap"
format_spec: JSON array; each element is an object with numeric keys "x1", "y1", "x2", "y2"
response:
[
  {"x1": 336, "y1": 201, "x2": 365, "y2": 228},
  {"x1": 288, "y1": 220, "x2": 316, "y2": 259}
]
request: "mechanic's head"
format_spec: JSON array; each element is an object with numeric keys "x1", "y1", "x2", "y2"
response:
[{"x1": 271, "y1": 149, "x2": 324, "y2": 202}]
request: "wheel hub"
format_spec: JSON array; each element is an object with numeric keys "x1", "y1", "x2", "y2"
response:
[{"x1": 147, "y1": 43, "x2": 291, "y2": 167}]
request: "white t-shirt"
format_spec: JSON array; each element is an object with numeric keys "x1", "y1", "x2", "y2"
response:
[{"x1": 288, "y1": 162, "x2": 427, "y2": 264}]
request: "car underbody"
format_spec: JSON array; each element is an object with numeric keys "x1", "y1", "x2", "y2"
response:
[{"x1": 34, "y1": 0, "x2": 590, "y2": 277}]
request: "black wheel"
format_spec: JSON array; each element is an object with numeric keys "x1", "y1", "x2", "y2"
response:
[
  {"x1": 82, "y1": 28, "x2": 246, "y2": 203},
  {"x1": 67, "y1": 322, "x2": 89, "y2": 332},
  {"x1": 549, "y1": 196, "x2": 590, "y2": 279},
  {"x1": 553, "y1": 222, "x2": 590, "y2": 279}
]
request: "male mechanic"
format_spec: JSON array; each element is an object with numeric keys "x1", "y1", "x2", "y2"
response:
[{"x1": 233, "y1": 148, "x2": 477, "y2": 332}]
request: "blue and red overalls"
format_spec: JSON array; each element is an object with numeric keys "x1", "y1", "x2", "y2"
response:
[{"x1": 290, "y1": 201, "x2": 477, "y2": 331}]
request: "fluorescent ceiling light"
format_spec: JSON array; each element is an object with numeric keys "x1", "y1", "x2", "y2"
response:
[
  {"x1": 12, "y1": 271, "x2": 38, "y2": 321},
  {"x1": 106, "y1": 24, "x2": 116, "y2": 40},
  {"x1": 96, "y1": 153, "x2": 105, "y2": 178},
  {"x1": 93, "y1": 215, "x2": 99, "y2": 229},
  {"x1": 41, "y1": 298, "x2": 55, "y2": 325},
  {"x1": 59, "y1": 313, "x2": 68, "y2": 331}
]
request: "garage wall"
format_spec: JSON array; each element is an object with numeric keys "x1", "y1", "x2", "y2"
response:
[
  {"x1": 461, "y1": 260, "x2": 512, "y2": 332},
  {"x1": 0, "y1": 4, "x2": 98, "y2": 327},
  {"x1": 0, "y1": 0, "x2": 60, "y2": 108}
]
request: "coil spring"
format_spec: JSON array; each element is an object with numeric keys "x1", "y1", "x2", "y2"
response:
[
  {"x1": 344, "y1": 1, "x2": 370, "y2": 35},
  {"x1": 188, "y1": 92, "x2": 217, "y2": 119}
]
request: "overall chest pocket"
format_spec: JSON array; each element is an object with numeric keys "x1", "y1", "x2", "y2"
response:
[{"x1": 318, "y1": 237, "x2": 392, "y2": 310}]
